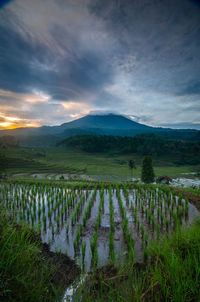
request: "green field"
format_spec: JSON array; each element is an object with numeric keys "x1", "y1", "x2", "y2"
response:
[{"x1": 2, "y1": 146, "x2": 200, "y2": 180}]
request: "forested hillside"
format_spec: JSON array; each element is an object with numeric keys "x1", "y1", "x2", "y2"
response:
[{"x1": 58, "y1": 133, "x2": 200, "y2": 165}]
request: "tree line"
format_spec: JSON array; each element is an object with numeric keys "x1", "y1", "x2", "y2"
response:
[{"x1": 59, "y1": 133, "x2": 200, "y2": 165}]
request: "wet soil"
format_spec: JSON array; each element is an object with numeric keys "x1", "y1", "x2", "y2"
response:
[
  {"x1": 41, "y1": 242, "x2": 80, "y2": 289},
  {"x1": 81, "y1": 262, "x2": 149, "y2": 301}
]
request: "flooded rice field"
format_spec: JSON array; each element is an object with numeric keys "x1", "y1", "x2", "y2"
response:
[{"x1": 0, "y1": 183, "x2": 199, "y2": 272}]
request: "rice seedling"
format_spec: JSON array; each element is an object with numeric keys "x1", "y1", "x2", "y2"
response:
[
  {"x1": 156, "y1": 224, "x2": 161, "y2": 239},
  {"x1": 51, "y1": 223, "x2": 55, "y2": 236},
  {"x1": 90, "y1": 232, "x2": 98, "y2": 267},
  {"x1": 82, "y1": 187, "x2": 97, "y2": 227},
  {"x1": 151, "y1": 215, "x2": 155, "y2": 231},
  {"x1": 43, "y1": 215, "x2": 46, "y2": 230},
  {"x1": 143, "y1": 246, "x2": 148, "y2": 262},
  {"x1": 165, "y1": 218, "x2": 169, "y2": 232},
  {"x1": 0, "y1": 181, "x2": 197, "y2": 275},
  {"x1": 134, "y1": 207, "x2": 137, "y2": 222},
  {"x1": 109, "y1": 186, "x2": 115, "y2": 262},
  {"x1": 178, "y1": 193, "x2": 183, "y2": 206},
  {"x1": 160, "y1": 213, "x2": 164, "y2": 225},
  {"x1": 185, "y1": 203, "x2": 189, "y2": 217},
  {"x1": 144, "y1": 232, "x2": 149, "y2": 246},
  {"x1": 81, "y1": 241, "x2": 86, "y2": 268},
  {"x1": 56, "y1": 216, "x2": 60, "y2": 230},
  {"x1": 31, "y1": 213, "x2": 34, "y2": 226},
  {"x1": 177, "y1": 207, "x2": 183, "y2": 223},
  {"x1": 141, "y1": 224, "x2": 145, "y2": 239},
  {"x1": 116, "y1": 186, "x2": 135, "y2": 263},
  {"x1": 66, "y1": 223, "x2": 69, "y2": 235}
]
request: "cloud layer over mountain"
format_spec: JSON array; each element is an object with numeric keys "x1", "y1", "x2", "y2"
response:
[{"x1": 0, "y1": 0, "x2": 200, "y2": 129}]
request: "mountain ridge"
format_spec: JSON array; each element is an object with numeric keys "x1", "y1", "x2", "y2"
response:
[{"x1": 0, "y1": 114, "x2": 199, "y2": 146}]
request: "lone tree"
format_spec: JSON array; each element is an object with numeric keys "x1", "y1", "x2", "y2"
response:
[
  {"x1": 141, "y1": 156, "x2": 155, "y2": 183},
  {"x1": 128, "y1": 159, "x2": 136, "y2": 179}
]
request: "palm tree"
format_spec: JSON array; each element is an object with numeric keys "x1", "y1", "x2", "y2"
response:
[{"x1": 128, "y1": 159, "x2": 136, "y2": 179}]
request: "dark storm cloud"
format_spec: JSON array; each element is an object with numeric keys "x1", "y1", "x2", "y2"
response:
[
  {"x1": 89, "y1": 0, "x2": 200, "y2": 93},
  {"x1": 0, "y1": 0, "x2": 200, "y2": 127},
  {"x1": 178, "y1": 81, "x2": 200, "y2": 96},
  {"x1": 189, "y1": 0, "x2": 200, "y2": 8},
  {"x1": 0, "y1": 19, "x2": 56, "y2": 94},
  {"x1": 0, "y1": 0, "x2": 13, "y2": 9},
  {"x1": 0, "y1": 11, "x2": 113, "y2": 102}
]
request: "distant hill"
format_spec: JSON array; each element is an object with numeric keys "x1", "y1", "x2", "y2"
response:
[
  {"x1": 0, "y1": 113, "x2": 199, "y2": 146},
  {"x1": 58, "y1": 133, "x2": 200, "y2": 165}
]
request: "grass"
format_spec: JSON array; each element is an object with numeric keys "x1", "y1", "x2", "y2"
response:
[
  {"x1": 80, "y1": 217, "x2": 200, "y2": 301},
  {"x1": 178, "y1": 187, "x2": 200, "y2": 197},
  {"x1": 2, "y1": 146, "x2": 200, "y2": 179},
  {"x1": 148, "y1": 220, "x2": 200, "y2": 301},
  {"x1": 0, "y1": 211, "x2": 59, "y2": 302}
]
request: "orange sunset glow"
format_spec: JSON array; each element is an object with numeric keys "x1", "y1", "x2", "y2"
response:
[{"x1": 0, "y1": 114, "x2": 40, "y2": 129}]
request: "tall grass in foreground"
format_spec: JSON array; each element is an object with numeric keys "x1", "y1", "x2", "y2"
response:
[
  {"x1": 0, "y1": 211, "x2": 60, "y2": 302},
  {"x1": 80, "y1": 218, "x2": 200, "y2": 302}
]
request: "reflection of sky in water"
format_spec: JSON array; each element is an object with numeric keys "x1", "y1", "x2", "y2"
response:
[{"x1": 1, "y1": 184, "x2": 199, "y2": 273}]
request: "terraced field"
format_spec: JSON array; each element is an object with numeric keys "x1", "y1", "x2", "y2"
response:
[{"x1": 1, "y1": 182, "x2": 198, "y2": 271}]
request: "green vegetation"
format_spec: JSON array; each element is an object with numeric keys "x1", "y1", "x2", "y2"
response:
[
  {"x1": 116, "y1": 185, "x2": 135, "y2": 263},
  {"x1": 81, "y1": 241, "x2": 86, "y2": 268},
  {"x1": 141, "y1": 156, "x2": 155, "y2": 183},
  {"x1": 0, "y1": 211, "x2": 70, "y2": 302},
  {"x1": 0, "y1": 181, "x2": 199, "y2": 301},
  {"x1": 128, "y1": 159, "x2": 136, "y2": 178},
  {"x1": 0, "y1": 152, "x2": 7, "y2": 176},
  {"x1": 59, "y1": 133, "x2": 200, "y2": 165},
  {"x1": 109, "y1": 185, "x2": 115, "y2": 262},
  {"x1": 1, "y1": 182, "x2": 192, "y2": 269},
  {"x1": 81, "y1": 218, "x2": 200, "y2": 301},
  {"x1": 1, "y1": 145, "x2": 200, "y2": 180}
]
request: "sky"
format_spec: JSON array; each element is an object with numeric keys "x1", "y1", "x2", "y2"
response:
[{"x1": 0, "y1": 0, "x2": 200, "y2": 130}]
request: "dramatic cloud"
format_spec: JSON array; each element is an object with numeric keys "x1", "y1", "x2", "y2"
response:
[{"x1": 0, "y1": 0, "x2": 200, "y2": 129}]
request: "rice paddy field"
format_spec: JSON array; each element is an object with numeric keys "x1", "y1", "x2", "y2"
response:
[{"x1": 1, "y1": 182, "x2": 199, "y2": 272}]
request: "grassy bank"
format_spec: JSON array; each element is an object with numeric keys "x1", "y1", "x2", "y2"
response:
[
  {"x1": 0, "y1": 210, "x2": 80, "y2": 302},
  {"x1": 80, "y1": 218, "x2": 200, "y2": 301}
]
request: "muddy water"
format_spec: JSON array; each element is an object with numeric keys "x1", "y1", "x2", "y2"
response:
[
  {"x1": 120, "y1": 189, "x2": 144, "y2": 261},
  {"x1": 78, "y1": 190, "x2": 101, "y2": 271},
  {"x1": 1, "y1": 184, "x2": 199, "y2": 273},
  {"x1": 46, "y1": 190, "x2": 94, "y2": 259},
  {"x1": 112, "y1": 190, "x2": 127, "y2": 263},
  {"x1": 96, "y1": 190, "x2": 110, "y2": 267}
]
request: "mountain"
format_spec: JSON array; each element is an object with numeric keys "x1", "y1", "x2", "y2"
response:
[
  {"x1": 58, "y1": 114, "x2": 152, "y2": 130},
  {"x1": 0, "y1": 114, "x2": 199, "y2": 146}
]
